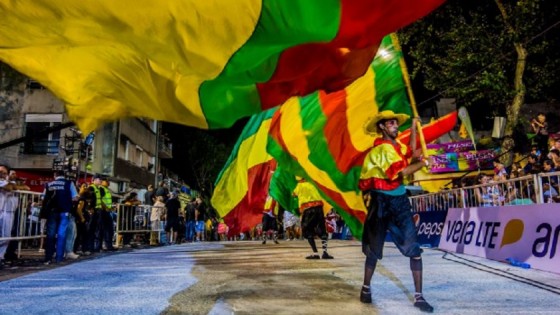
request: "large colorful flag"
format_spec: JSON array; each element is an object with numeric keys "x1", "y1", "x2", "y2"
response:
[
  {"x1": 0, "y1": 0, "x2": 444, "y2": 133},
  {"x1": 211, "y1": 109, "x2": 276, "y2": 236},
  {"x1": 266, "y1": 35, "x2": 457, "y2": 239}
]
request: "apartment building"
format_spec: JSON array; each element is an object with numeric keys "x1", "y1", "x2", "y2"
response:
[{"x1": 0, "y1": 82, "x2": 171, "y2": 194}]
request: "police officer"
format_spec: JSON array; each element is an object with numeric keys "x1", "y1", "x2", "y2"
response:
[
  {"x1": 43, "y1": 170, "x2": 78, "y2": 264},
  {"x1": 89, "y1": 175, "x2": 113, "y2": 251},
  {"x1": 100, "y1": 179, "x2": 116, "y2": 251}
]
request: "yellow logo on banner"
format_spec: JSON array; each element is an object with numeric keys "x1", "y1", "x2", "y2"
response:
[{"x1": 501, "y1": 219, "x2": 524, "y2": 248}]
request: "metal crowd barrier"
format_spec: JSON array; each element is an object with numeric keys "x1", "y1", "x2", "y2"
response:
[
  {"x1": 114, "y1": 204, "x2": 167, "y2": 248},
  {"x1": 0, "y1": 190, "x2": 44, "y2": 258}
]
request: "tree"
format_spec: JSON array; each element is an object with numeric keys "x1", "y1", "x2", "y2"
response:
[
  {"x1": 400, "y1": 0, "x2": 560, "y2": 135},
  {"x1": 162, "y1": 124, "x2": 236, "y2": 199}
]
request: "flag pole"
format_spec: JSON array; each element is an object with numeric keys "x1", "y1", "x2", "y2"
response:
[{"x1": 390, "y1": 34, "x2": 429, "y2": 158}]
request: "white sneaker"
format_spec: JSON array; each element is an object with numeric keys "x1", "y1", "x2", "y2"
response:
[{"x1": 66, "y1": 252, "x2": 80, "y2": 259}]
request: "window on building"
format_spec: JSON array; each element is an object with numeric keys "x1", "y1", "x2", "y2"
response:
[
  {"x1": 22, "y1": 114, "x2": 62, "y2": 155},
  {"x1": 136, "y1": 145, "x2": 143, "y2": 167}
]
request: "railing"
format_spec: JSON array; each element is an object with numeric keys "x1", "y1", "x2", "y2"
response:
[
  {"x1": 0, "y1": 190, "x2": 44, "y2": 258},
  {"x1": 410, "y1": 172, "x2": 559, "y2": 213},
  {"x1": 114, "y1": 204, "x2": 168, "y2": 247},
  {"x1": 4, "y1": 173, "x2": 558, "y2": 256}
]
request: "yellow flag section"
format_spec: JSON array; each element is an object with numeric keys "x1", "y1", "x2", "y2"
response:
[
  {"x1": 0, "y1": 0, "x2": 260, "y2": 132},
  {"x1": 276, "y1": 97, "x2": 368, "y2": 221},
  {"x1": 212, "y1": 120, "x2": 272, "y2": 216}
]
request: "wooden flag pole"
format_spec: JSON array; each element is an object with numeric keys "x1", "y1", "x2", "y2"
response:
[{"x1": 390, "y1": 34, "x2": 429, "y2": 158}]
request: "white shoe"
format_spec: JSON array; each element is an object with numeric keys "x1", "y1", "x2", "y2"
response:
[{"x1": 66, "y1": 252, "x2": 80, "y2": 259}]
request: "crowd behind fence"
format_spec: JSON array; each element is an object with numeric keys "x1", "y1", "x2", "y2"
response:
[
  {"x1": 2, "y1": 172, "x2": 558, "y2": 257},
  {"x1": 410, "y1": 171, "x2": 560, "y2": 212}
]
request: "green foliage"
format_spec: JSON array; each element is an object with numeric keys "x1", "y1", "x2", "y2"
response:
[
  {"x1": 400, "y1": 0, "x2": 560, "y2": 112},
  {"x1": 185, "y1": 130, "x2": 231, "y2": 198}
]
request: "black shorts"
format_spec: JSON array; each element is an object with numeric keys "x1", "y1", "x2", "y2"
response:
[
  {"x1": 165, "y1": 219, "x2": 180, "y2": 232},
  {"x1": 301, "y1": 206, "x2": 326, "y2": 239},
  {"x1": 362, "y1": 191, "x2": 422, "y2": 260},
  {"x1": 262, "y1": 214, "x2": 277, "y2": 232}
]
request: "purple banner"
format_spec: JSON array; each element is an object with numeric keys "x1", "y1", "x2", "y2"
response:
[
  {"x1": 439, "y1": 204, "x2": 560, "y2": 274},
  {"x1": 427, "y1": 140, "x2": 474, "y2": 154},
  {"x1": 429, "y1": 149, "x2": 495, "y2": 173}
]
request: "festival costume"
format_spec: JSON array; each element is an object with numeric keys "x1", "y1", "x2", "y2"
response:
[{"x1": 360, "y1": 137, "x2": 422, "y2": 262}]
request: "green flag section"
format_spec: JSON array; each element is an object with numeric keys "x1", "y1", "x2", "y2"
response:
[
  {"x1": 268, "y1": 167, "x2": 299, "y2": 214},
  {"x1": 211, "y1": 109, "x2": 276, "y2": 236},
  {"x1": 0, "y1": 0, "x2": 444, "y2": 133}
]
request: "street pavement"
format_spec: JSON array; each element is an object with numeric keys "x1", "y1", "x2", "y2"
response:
[{"x1": 0, "y1": 240, "x2": 559, "y2": 314}]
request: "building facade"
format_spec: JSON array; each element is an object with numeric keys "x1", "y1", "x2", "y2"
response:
[{"x1": 0, "y1": 82, "x2": 171, "y2": 194}]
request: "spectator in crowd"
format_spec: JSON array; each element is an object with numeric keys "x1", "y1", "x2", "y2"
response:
[
  {"x1": 474, "y1": 174, "x2": 493, "y2": 207},
  {"x1": 283, "y1": 210, "x2": 299, "y2": 241},
  {"x1": 155, "y1": 181, "x2": 170, "y2": 202},
  {"x1": 325, "y1": 208, "x2": 338, "y2": 240},
  {"x1": 523, "y1": 154, "x2": 540, "y2": 175},
  {"x1": 3, "y1": 170, "x2": 31, "y2": 262},
  {"x1": 194, "y1": 198, "x2": 207, "y2": 242},
  {"x1": 164, "y1": 191, "x2": 181, "y2": 245},
  {"x1": 531, "y1": 112, "x2": 549, "y2": 156},
  {"x1": 150, "y1": 196, "x2": 165, "y2": 245},
  {"x1": 217, "y1": 219, "x2": 228, "y2": 241},
  {"x1": 493, "y1": 159, "x2": 508, "y2": 180},
  {"x1": 0, "y1": 164, "x2": 17, "y2": 264},
  {"x1": 542, "y1": 160, "x2": 559, "y2": 203},
  {"x1": 74, "y1": 183, "x2": 92, "y2": 255},
  {"x1": 551, "y1": 137, "x2": 560, "y2": 153},
  {"x1": 144, "y1": 184, "x2": 155, "y2": 206},
  {"x1": 184, "y1": 200, "x2": 196, "y2": 242},
  {"x1": 548, "y1": 149, "x2": 560, "y2": 169},
  {"x1": 530, "y1": 145, "x2": 542, "y2": 162}
]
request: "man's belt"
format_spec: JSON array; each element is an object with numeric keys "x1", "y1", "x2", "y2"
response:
[{"x1": 300, "y1": 201, "x2": 323, "y2": 212}]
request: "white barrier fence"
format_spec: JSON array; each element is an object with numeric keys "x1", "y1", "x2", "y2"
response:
[
  {"x1": 114, "y1": 204, "x2": 168, "y2": 247},
  {"x1": 0, "y1": 190, "x2": 44, "y2": 258},
  {"x1": 3, "y1": 172, "x2": 558, "y2": 257}
]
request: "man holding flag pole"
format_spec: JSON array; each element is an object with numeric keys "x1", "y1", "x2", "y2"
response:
[{"x1": 358, "y1": 110, "x2": 434, "y2": 313}]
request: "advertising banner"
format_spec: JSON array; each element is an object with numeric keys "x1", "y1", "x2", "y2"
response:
[
  {"x1": 427, "y1": 140, "x2": 474, "y2": 154},
  {"x1": 429, "y1": 149, "x2": 495, "y2": 173},
  {"x1": 425, "y1": 140, "x2": 495, "y2": 173},
  {"x1": 439, "y1": 204, "x2": 560, "y2": 274},
  {"x1": 413, "y1": 211, "x2": 448, "y2": 248}
]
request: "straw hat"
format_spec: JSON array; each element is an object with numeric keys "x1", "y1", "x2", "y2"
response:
[{"x1": 364, "y1": 110, "x2": 409, "y2": 135}]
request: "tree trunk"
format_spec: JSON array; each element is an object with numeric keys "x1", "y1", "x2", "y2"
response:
[{"x1": 495, "y1": 0, "x2": 527, "y2": 136}]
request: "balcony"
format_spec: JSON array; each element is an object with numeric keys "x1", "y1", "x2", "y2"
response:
[
  {"x1": 20, "y1": 140, "x2": 59, "y2": 155},
  {"x1": 158, "y1": 136, "x2": 173, "y2": 159}
]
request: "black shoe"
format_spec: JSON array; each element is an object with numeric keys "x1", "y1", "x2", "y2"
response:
[
  {"x1": 274, "y1": 240, "x2": 279, "y2": 244},
  {"x1": 262, "y1": 240, "x2": 266, "y2": 245},
  {"x1": 414, "y1": 295, "x2": 434, "y2": 313},
  {"x1": 360, "y1": 288, "x2": 372, "y2": 303},
  {"x1": 306, "y1": 254, "x2": 320, "y2": 260},
  {"x1": 322, "y1": 252, "x2": 334, "y2": 259}
]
